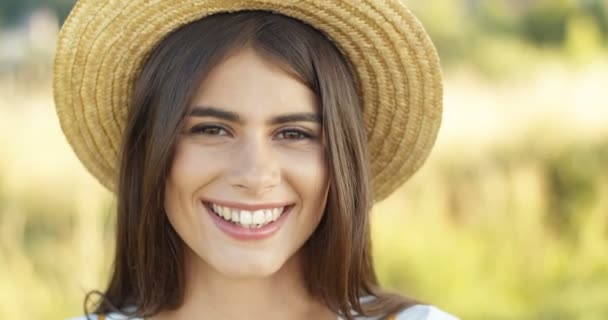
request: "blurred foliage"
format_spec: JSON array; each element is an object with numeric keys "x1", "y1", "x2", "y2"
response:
[
  {"x1": 0, "y1": 0, "x2": 74, "y2": 27},
  {"x1": 547, "y1": 141, "x2": 608, "y2": 236},
  {"x1": 373, "y1": 136, "x2": 608, "y2": 320},
  {"x1": 405, "y1": 0, "x2": 608, "y2": 76},
  {"x1": 520, "y1": 0, "x2": 573, "y2": 45}
]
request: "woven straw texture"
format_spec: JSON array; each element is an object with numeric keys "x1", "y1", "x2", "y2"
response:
[{"x1": 53, "y1": 0, "x2": 443, "y2": 202}]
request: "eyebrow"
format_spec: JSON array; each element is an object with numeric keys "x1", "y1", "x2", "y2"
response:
[
  {"x1": 190, "y1": 106, "x2": 240, "y2": 122},
  {"x1": 189, "y1": 106, "x2": 322, "y2": 125}
]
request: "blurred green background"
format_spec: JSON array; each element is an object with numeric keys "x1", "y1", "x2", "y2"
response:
[{"x1": 1, "y1": 0, "x2": 607, "y2": 319}]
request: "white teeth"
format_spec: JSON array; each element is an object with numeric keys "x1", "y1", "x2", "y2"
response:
[
  {"x1": 209, "y1": 203, "x2": 287, "y2": 228},
  {"x1": 272, "y1": 208, "x2": 280, "y2": 221},
  {"x1": 264, "y1": 209, "x2": 272, "y2": 223},
  {"x1": 252, "y1": 210, "x2": 265, "y2": 225},
  {"x1": 240, "y1": 211, "x2": 252, "y2": 226}
]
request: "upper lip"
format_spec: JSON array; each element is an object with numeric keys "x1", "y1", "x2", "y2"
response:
[{"x1": 202, "y1": 199, "x2": 294, "y2": 211}]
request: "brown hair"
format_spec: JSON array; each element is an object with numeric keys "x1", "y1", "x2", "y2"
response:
[{"x1": 86, "y1": 10, "x2": 417, "y2": 320}]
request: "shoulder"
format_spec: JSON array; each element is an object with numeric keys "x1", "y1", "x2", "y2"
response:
[
  {"x1": 66, "y1": 316, "x2": 97, "y2": 320},
  {"x1": 68, "y1": 305, "x2": 456, "y2": 320},
  {"x1": 66, "y1": 313, "x2": 143, "y2": 320},
  {"x1": 392, "y1": 305, "x2": 459, "y2": 320}
]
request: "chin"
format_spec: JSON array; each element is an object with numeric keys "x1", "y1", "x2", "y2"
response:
[{"x1": 214, "y1": 257, "x2": 286, "y2": 279}]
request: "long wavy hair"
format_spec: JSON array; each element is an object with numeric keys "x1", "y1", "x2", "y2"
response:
[{"x1": 85, "y1": 10, "x2": 417, "y2": 320}]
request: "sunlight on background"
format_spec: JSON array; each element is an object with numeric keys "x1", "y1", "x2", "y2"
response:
[{"x1": 1, "y1": 1, "x2": 607, "y2": 319}]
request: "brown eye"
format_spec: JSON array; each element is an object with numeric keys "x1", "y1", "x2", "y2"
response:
[
  {"x1": 190, "y1": 125, "x2": 229, "y2": 136},
  {"x1": 276, "y1": 128, "x2": 312, "y2": 140}
]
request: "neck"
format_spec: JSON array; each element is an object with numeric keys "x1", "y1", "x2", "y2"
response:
[{"x1": 150, "y1": 248, "x2": 335, "y2": 320}]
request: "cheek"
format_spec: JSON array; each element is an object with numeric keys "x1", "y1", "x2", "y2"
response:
[
  {"x1": 279, "y1": 148, "x2": 329, "y2": 209},
  {"x1": 168, "y1": 142, "x2": 222, "y2": 189},
  {"x1": 164, "y1": 142, "x2": 218, "y2": 214}
]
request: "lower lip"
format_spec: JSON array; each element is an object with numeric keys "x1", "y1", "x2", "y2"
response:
[{"x1": 204, "y1": 203, "x2": 293, "y2": 241}]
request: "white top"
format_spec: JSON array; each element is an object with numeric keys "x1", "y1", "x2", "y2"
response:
[{"x1": 67, "y1": 304, "x2": 459, "y2": 320}]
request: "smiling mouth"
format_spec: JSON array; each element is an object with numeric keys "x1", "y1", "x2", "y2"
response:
[{"x1": 203, "y1": 202, "x2": 294, "y2": 229}]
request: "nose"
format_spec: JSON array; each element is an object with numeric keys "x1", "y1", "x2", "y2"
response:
[{"x1": 226, "y1": 137, "x2": 280, "y2": 195}]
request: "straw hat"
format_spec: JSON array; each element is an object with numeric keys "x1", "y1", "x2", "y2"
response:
[{"x1": 53, "y1": 0, "x2": 442, "y2": 202}]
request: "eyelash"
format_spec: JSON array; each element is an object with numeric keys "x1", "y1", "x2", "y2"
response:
[
  {"x1": 276, "y1": 128, "x2": 312, "y2": 140},
  {"x1": 189, "y1": 124, "x2": 229, "y2": 136},
  {"x1": 189, "y1": 124, "x2": 313, "y2": 140}
]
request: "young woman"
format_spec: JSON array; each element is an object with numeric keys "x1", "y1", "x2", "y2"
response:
[{"x1": 55, "y1": 1, "x2": 455, "y2": 319}]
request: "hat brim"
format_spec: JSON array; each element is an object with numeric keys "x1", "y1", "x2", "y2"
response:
[{"x1": 53, "y1": 0, "x2": 443, "y2": 202}]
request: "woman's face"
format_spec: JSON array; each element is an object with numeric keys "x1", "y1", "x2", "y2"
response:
[{"x1": 164, "y1": 47, "x2": 329, "y2": 278}]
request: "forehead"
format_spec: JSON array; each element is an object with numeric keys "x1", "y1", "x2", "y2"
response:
[{"x1": 191, "y1": 47, "x2": 318, "y2": 117}]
